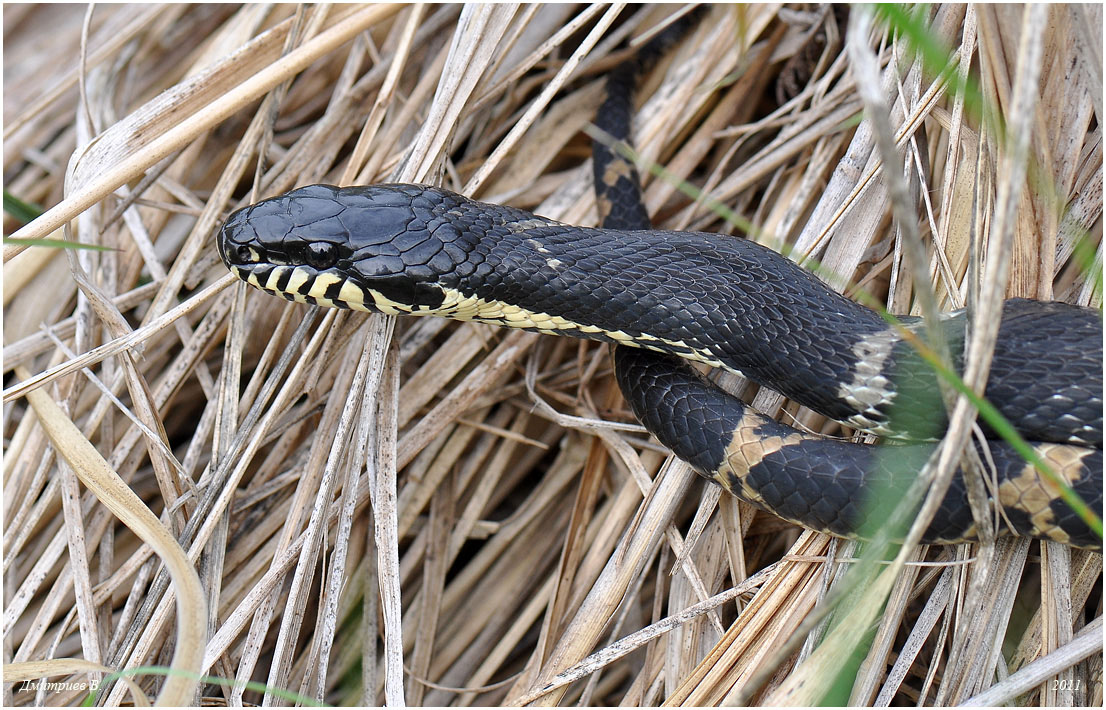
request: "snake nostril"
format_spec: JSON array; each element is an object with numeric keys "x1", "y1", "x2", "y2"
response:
[{"x1": 305, "y1": 242, "x2": 338, "y2": 270}]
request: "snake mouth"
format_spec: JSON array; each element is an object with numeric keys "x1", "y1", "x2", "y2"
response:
[
  {"x1": 233, "y1": 262, "x2": 428, "y2": 316},
  {"x1": 223, "y1": 252, "x2": 452, "y2": 316},
  {"x1": 227, "y1": 262, "x2": 344, "y2": 308}
]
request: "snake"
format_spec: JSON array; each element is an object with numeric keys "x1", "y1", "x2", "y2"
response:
[{"x1": 218, "y1": 24, "x2": 1102, "y2": 550}]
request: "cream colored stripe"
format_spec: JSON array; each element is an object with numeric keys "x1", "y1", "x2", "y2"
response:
[
  {"x1": 309, "y1": 272, "x2": 342, "y2": 300},
  {"x1": 286, "y1": 267, "x2": 311, "y2": 296},
  {"x1": 263, "y1": 265, "x2": 287, "y2": 292},
  {"x1": 338, "y1": 280, "x2": 367, "y2": 308}
]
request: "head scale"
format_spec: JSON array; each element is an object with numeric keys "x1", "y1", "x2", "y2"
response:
[{"x1": 219, "y1": 184, "x2": 471, "y2": 313}]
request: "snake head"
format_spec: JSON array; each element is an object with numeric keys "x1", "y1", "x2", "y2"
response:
[{"x1": 219, "y1": 183, "x2": 471, "y2": 313}]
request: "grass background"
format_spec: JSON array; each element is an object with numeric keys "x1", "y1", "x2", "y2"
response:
[{"x1": 3, "y1": 4, "x2": 1102, "y2": 706}]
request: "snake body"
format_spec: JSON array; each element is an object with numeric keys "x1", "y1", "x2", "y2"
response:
[
  {"x1": 218, "y1": 183, "x2": 1102, "y2": 548},
  {"x1": 219, "y1": 28, "x2": 1102, "y2": 549}
]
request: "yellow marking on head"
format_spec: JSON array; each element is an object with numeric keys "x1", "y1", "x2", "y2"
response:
[
  {"x1": 306, "y1": 274, "x2": 342, "y2": 307},
  {"x1": 365, "y1": 288, "x2": 415, "y2": 316},
  {"x1": 263, "y1": 266, "x2": 288, "y2": 292},
  {"x1": 307, "y1": 271, "x2": 343, "y2": 301},
  {"x1": 338, "y1": 280, "x2": 368, "y2": 309},
  {"x1": 286, "y1": 267, "x2": 311, "y2": 296},
  {"x1": 234, "y1": 246, "x2": 262, "y2": 263}
]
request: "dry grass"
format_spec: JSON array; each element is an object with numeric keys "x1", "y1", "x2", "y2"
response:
[{"x1": 3, "y1": 4, "x2": 1102, "y2": 707}]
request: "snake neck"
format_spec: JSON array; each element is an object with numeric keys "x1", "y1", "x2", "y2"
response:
[{"x1": 443, "y1": 217, "x2": 917, "y2": 431}]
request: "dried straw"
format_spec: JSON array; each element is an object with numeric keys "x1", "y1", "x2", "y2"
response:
[{"x1": 3, "y1": 4, "x2": 1101, "y2": 707}]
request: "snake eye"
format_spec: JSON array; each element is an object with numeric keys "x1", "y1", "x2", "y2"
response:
[
  {"x1": 305, "y1": 242, "x2": 338, "y2": 269},
  {"x1": 235, "y1": 244, "x2": 257, "y2": 263}
]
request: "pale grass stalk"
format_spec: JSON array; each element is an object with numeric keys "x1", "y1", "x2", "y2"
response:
[{"x1": 4, "y1": 5, "x2": 1099, "y2": 707}]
